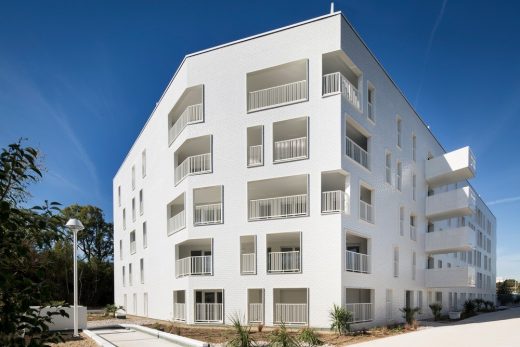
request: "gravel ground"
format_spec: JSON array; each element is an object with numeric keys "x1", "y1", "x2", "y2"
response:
[
  {"x1": 49, "y1": 332, "x2": 97, "y2": 347},
  {"x1": 87, "y1": 314, "x2": 162, "y2": 329}
]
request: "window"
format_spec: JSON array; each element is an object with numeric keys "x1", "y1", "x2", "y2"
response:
[
  {"x1": 385, "y1": 152, "x2": 392, "y2": 184},
  {"x1": 393, "y1": 247, "x2": 399, "y2": 277},
  {"x1": 131, "y1": 165, "x2": 135, "y2": 190},
  {"x1": 139, "y1": 189, "x2": 144, "y2": 215},
  {"x1": 141, "y1": 150, "x2": 146, "y2": 178},
  {"x1": 359, "y1": 185, "x2": 374, "y2": 223},
  {"x1": 122, "y1": 266, "x2": 126, "y2": 287},
  {"x1": 130, "y1": 231, "x2": 136, "y2": 254},
  {"x1": 397, "y1": 118, "x2": 402, "y2": 148},
  {"x1": 412, "y1": 173, "x2": 416, "y2": 201},
  {"x1": 118, "y1": 186, "x2": 121, "y2": 207},
  {"x1": 119, "y1": 240, "x2": 123, "y2": 260},
  {"x1": 412, "y1": 251, "x2": 416, "y2": 280},
  {"x1": 417, "y1": 291, "x2": 423, "y2": 310},
  {"x1": 438, "y1": 260, "x2": 443, "y2": 269},
  {"x1": 410, "y1": 215, "x2": 416, "y2": 241},
  {"x1": 385, "y1": 289, "x2": 393, "y2": 321},
  {"x1": 142, "y1": 222, "x2": 147, "y2": 249},
  {"x1": 367, "y1": 87, "x2": 375, "y2": 122},
  {"x1": 123, "y1": 209, "x2": 126, "y2": 230},
  {"x1": 140, "y1": 258, "x2": 144, "y2": 284},
  {"x1": 412, "y1": 135, "x2": 417, "y2": 161},
  {"x1": 396, "y1": 161, "x2": 402, "y2": 191},
  {"x1": 399, "y1": 206, "x2": 404, "y2": 236},
  {"x1": 132, "y1": 198, "x2": 136, "y2": 222},
  {"x1": 129, "y1": 263, "x2": 133, "y2": 286},
  {"x1": 435, "y1": 292, "x2": 442, "y2": 304}
]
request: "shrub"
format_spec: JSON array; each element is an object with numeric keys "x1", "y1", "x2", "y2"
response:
[
  {"x1": 399, "y1": 307, "x2": 420, "y2": 327},
  {"x1": 227, "y1": 314, "x2": 256, "y2": 347},
  {"x1": 104, "y1": 304, "x2": 123, "y2": 316},
  {"x1": 298, "y1": 327, "x2": 322, "y2": 346},
  {"x1": 269, "y1": 322, "x2": 300, "y2": 347},
  {"x1": 257, "y1": 323, "x2": 264, "y2": 333},
  {"x1": 429, "y1": 303, "x2": 442, "y2": 321},
  {"x1": 329, "y1": 304, "x2": 352, "y2": 336},
  {"x1": 463, "y1": 300, "x2": 476, "y2": 317},
  {"x1": 473, "y1": 298, "x2": 484, "y2": 311}
]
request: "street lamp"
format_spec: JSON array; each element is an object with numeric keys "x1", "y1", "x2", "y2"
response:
[{"x1": 65, "y1": 218, "x2": 84, "y2": 337}]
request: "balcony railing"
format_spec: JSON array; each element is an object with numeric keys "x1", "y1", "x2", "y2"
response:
[
  {"x1": 248, "y1": 80, "x2": 308, "y2": 112},
  {"x1": 322, "y1": 72, "x2": 360, "y2": 109},
  {"x1": 130, "y1": 241, "x2": 136, "y2": 254},
  {"x1": 194, "y1": 203, "x2": 222, "y2": 225},
  {"x1": 241, "y1": 253, "x2": 256, "y2": 274},
  {"x1": 169, "y1": 103, "x2": 203, "y2": 145},
  {"x1": 195, "y1": 303, "x2": 223, "y2": 323},
  {"x1": 346, "y1": 136, "x2": 369, "y2": 169},
  {"x1": 346, "y1": 250, "x2": 370, "y2": 273},
  {"x1": 173, "y1": 303, "x2": 186, "y2": 321},
  {"x1": 248, "y1": 145, "x2": 263, "y2": 167},
  {"x1": 345, "y1": 303, "x2": 373, "y2": 323},
  {"x1": 274, "y1": 303, "x2": 308, "y2": 324},
  {"x1": 249, "y1": 303, "x2": 263, "y2": 323},
  {"x1": 410, "y1": 226, "x2": 417, "y2": 241},
  {"x1": 168, "y1": 210, "x2": 186, "y2": 234},
  {"x1": 359, "y1": 200, "x2": 374, "y2": 223},
  {"x1": 175, "y1": 153, "x2": 212, "y2": 184},
  {"x1": 274, "y1": 137, "x2": 307, "y2": 162},
  {"x1": 268, "y1": 251, "x2": 300, "y2": 273},
  {"x1": 322, "y1": 190, "x2": 348, "y2": 213},
  {"x1": 175, "y1": 256, "x2": 212, "y2": 277},
  {"x1": 249, "y1": 194, "x2": 308, "y2": 220}
]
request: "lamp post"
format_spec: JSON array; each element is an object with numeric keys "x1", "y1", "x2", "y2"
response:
[{"x1": 65, "y1": 218, "x2": 84, "y2": 337}]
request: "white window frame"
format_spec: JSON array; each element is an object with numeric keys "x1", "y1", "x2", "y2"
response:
[
  {"x1": 129, "y1": 263, "x2": 133, "y2": 286},
  {"x1": 396, "y1": 161, "x2": 402, "y2": 191},
  {"x1": 139, "y1": 189, "x2": 144, "y2": 215},
  {"x1": 143, "y1": 222, "x2": 147, "y2": 249},
  {"x1": 412, "y1": 173, "x2": 416, "y2": 201},
  {"x1": 142, "y1": 150, "x2": 146, "y2": 178},
  {"x1": 385, "y1": 152, "x2": 392, "y2": 185},
  {"x1": 140, "y1": 258, "x2": 144, "y2": 284},
  {"x1": 396, "y1": 117, "x2": 402, "y2": 148},
  {"x1": 118, "y1": 186, "x2": 121, "y2": 207},
  {"x1": 131, "y1": 165, "x2": 135, "y2": 191},
  {"x1": 393, "y1": 247, "x2": 399, "y2": 277}
]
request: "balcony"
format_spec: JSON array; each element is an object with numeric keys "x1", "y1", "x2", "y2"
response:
[
  {"x1": 267, "y1": 232, "x2": 301, "y2": 273},
  {"x1": 322, "y1": 72, "x2": 360, "y2": 109},
  {"x1": 248, "y1": 145, "x2": 263, "y2": 166},
  {"x1": 322, "y1": 50, "x2": 361, "y2": 110},
  {"x1": 346, "y1": 136, "x2": 369, "y2": 169},
  {"x1": 410, "y1": 225, "x2": 417, "y2": 241},
  {"x1": 248, "y1": 289, "x2": 264, "y2": 323},
  {"x1": 425, "y1": 226, "x2": 476, "y2": 254},
  {"x1": 274, "y1": 288, "x2": 308, "y2": 325},
  {"x1": 173, "y1": 290, "x2": 186, "y2": 321},
  {"x1": 168, "y1": 85, "x2": 204, "y2": 146},
  {"x1": 247, "y1": 59, "x2": 308, "y2": 112},
  {"x1": 322, "y1": 190, "x2": 348, "y2": 213},
  {"x1": 426, "y1": 186, "x2": 476, "y2": 221},
  {"x1": 194, "y1": 203, "x2": 222, "y2": 225},
  {"x1": 240, "y1": 235, "x2": 256, "y2": 275},
  {"x1": 268, "y1": 251, "x2": 300, "y2": 273},
  {"x1": 425, "y1": 266, "x2": 476, "y2": 288},
  {"x1": 241, "y1": 253, "x2": 256, "y2": 274},
  {"x1": 167, "y1": 193, "x2": 185, "y2": 235},
  {"x1": 345, "y1": 288, "x2": 373, "y2": 323},
  {"x1": 274, "y1": 137, "x2": 307, "y2": 162},
  {"x1": 194, "y1": 290, "x2": 223, "y2": 323},
  {"x1": 175, "y1": 153, "x2": 212, "y2": 184},
  {"x1": 174, "y1": 135, "x2": 212, "y2": 185},
  {"x1": 359, "y1": 200, "x2": 374, "y2": 224},
  {"x1": 426, "y1": 147, "x2": 476, "y2": 187},
  {"x1": 247, "y1": 125, "x2": 264, "y2": 167},
  {"x1": 346, "y1": 251, "x2": 370, "y2": 273},
  {"x1": 175, "y1": 256, "x2": 212, "y2": 277}
]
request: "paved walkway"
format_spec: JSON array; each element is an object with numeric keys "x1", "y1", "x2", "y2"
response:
[
  {"x1": 355, "y1": 307, "x2": 520, "y2": 347},
  {"x1": 92, "y1": 327, "x2": 184, "y2": 347}
]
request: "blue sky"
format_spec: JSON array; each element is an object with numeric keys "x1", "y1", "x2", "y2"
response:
[{"x1": 1, "y1": 0, "x2": 519, "y2": 279}]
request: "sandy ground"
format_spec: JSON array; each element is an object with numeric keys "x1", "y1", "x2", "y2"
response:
[{"x1": 48, "y1": 332, "x2": 97, "y2": 347}]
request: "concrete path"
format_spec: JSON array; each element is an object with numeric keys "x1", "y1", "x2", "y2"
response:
[
  {"x1": 92, "y1": 327, "x2": 184, "y2": 347},
  {"x1": 355, "y1": 307, "x2": 520, "y2": 347}
]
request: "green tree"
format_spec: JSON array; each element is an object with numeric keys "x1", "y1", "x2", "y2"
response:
[{"x1": 0, "y1": 141, "x2": 67, "y2": 346}]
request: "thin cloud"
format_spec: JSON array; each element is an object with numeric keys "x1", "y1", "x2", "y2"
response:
[
  {"x1": 488, "y1": 196, "x2": 520, "y2": 206},
  {"x1": 414, "y1": 0, "x2": 448, "y2": 106}
]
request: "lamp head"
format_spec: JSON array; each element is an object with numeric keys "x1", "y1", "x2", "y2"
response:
[{"x1": 65, "y1": 218, "x2": 84, "y2": 232}]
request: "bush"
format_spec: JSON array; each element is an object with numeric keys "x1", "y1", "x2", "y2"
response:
[
  {"x1": 473, "y1": 298, "x2": 484, "y2": 311},
  {"x1": 269, "y1": 322, "x2": 300, "y2": 347},
  {"x1": 227, "y1": 314, "x2": 256, "y2": 347},
  {"x1": 104, "y1": 304, "x2": 123, "y2": 316},
  {"x1": 257, "y1": 323, "x2": 264, "y2": 333},
  {"x1": 463, "y1": 300, "x2": 476, "y2": 317},
  {"x1": 429, "y1": 303, "x2": 442, "y2": 321},
  {"x1": 329, "y1": 304, "x2": 352, "y2": 336},
  {"x1": 298, "y1": 327, "x2": 322, "y2": 346},
  {"x1": 399, "y1": 307, "x2": 420, "y2": 327}
]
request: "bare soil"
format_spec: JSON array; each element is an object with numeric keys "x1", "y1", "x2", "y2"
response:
[{"x1": 48, "y1": 332, "x2": 97, "y2": 347}]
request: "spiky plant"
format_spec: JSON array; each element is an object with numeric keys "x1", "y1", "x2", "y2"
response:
[
  {"x1": 298, "y1": 327, "x2": 323, "y2": 346},
  {"x1": 270, "y1": 322, "x2": 300, "y2": 347},
  {"x1": 227, "y1": 313, "x2": 256, "y2": 347},
  {"x1": 429, "y1": 303, "x2": 442, "y2": 321},
  {"x1": 399, "y1": 307, "x2": 421, "y2": 326},
  {"x1": 329, "y1": 304, "x2": 352, "y2": 336}
]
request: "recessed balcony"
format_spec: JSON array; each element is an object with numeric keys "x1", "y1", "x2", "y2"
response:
[
  {"x1": 173, "y1": 290, "x2": 186, "y2": 321},
  {"x1": 426, "y1": 147, "x2": 476, "y2": 187},
  {"x1": 175, "y1": 239, "x2": 212, "y2": 278},
  {"x1": 194, "y1": 290, "x2": 223, "y2": 323},
  {"x1": 193, "y1": 185, "x2": 223, "y2": 226},
  {"x1": 346, "y1": 121, "x2": 370, "y2": 169},
  {"x1": 425, "y1": 226, "x2": 476, "y2": 254},
  {"x1": 248, "y1": 289, "x2": 264, "y2": 324},
  {"x1": 240, "y1": 235, "x2": 256, "y2": 275},
  {"x1": 345, "y1": 288, "x2": 373, "y2": 323},
  {"x1": 247, "y1": 125, "x2": 264, "y2": 167},
  {"x1": 426, "y1": 186, "x2": 476, "y2": 221},
  {"x1": 346, "y1": 234, "x2": 370, "y2": 274},
  {"x1": 248, "y1": 174, "x2": 308, "y2": 221},
  {"x1": 167, "y1": 193, "x2": 185, "y2": 235},
  {"x1": 267, "y1": 232, "x2": 301, "y2": 273},
  {"x1": 273, "y1": 288, "x2": 308, "y2": 325},
  {"x1": 425, "y1": 266, "x2": 476, "y2": 288},
  {"x1": 174, "y1": 135, "x2": 212, "y2": 185},
  {"x1": 168, "y1": 85, "x2": 204, "y2": 145},
  {"x1": 247, "y1": 59, "x2": 308, "y2": 112},
  {"x1": 321, "y1": 170, "x2": 350, "y2": 214},
  {"x1": 359, "y1": 186, "x2": 374, "y2": 224},
  {"x1": 273, "y1": 117, "x2": 308, "y2": 163},
  {"x1": 322, "y1": 51, "x2": 361, "y2": 110}
]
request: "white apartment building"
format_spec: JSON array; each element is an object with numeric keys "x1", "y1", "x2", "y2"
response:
[{"x1": 113, "y1": 11, "x2": 496, "y2": 328}]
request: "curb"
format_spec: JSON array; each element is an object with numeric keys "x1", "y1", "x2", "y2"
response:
[{"x1": 120, "y1": 323, "x2": 210, "y2": 347}]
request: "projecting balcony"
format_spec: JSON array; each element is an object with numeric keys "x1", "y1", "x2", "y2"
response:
[
  {"x1": 247, "y1": 59, "x2": 308, "y2": 112},
  {"x1": 425, "y1": 266, "x2": 476, "y2": 288},
  {"x1": 168, "y1": 85, "x2": 204, "y2": 146},
  {"x1": 322, "y1": 190, "x2": 348, "y2": 213},
  {"x1": 426, "y1": 146, "x2": 476, "y2": 187},
  {"x1": 274, "y1": 288, "x2": 308, "y2": 325},
  {"x1": 425, "y1": 226, "x2": 476, "y2": 254},
  {"x1": 175, "y1": 153, "x2": 212, "y2": 184},
  {"x1": 322, "y1": 72, "x2": 360, "y2": 109},
  {"x1": 174, "y1": 135, "x2": 212, "y2": 185},
  {"x1": 426, "y1": 186, "x2": 476, "y2": 221}
]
